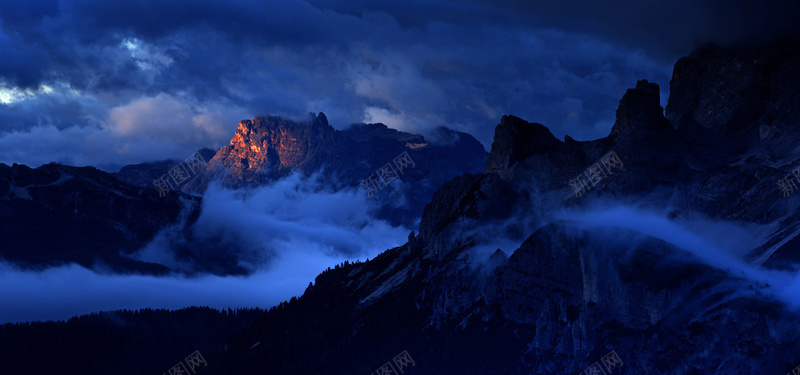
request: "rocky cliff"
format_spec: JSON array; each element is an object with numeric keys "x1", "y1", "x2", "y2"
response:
[
  {"x1": 209, "y1": 113, "x2": 340, "y2": 185},
  {"x1": 666, "y1": 42, "x2": 800, "y2": 158}
]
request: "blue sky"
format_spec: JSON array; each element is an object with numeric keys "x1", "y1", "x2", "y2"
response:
[{"x1": 0, "y1": 0, "x2": 797, "y2": 171}]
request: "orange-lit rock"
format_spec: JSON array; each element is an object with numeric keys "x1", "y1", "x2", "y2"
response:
[{"x1": 210, "y1": 113, "x2": 335, "y2": 185}]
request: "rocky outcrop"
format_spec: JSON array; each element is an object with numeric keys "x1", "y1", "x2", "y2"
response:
[
  {"x1": 210, "y1": 113, "x2": 338, "y2": 185},
  {"x1": 485, "y1": 115, "x2": 565, "y2": 179},
  {"x1": 485, "y1": 80, "x2": 687, "y2": 195},
  {"x1": 666, "y1": 42, "x2": 800, "y2": 157},
  {"x1": 605, "y1": 80, "x2": 690, "y2": 192},
  {"x1": 417, "y1": 173, "x2": 519, "y2": 260},
  {"x1": 609, "y1": 80, "x2": 668, "y2": 137}
]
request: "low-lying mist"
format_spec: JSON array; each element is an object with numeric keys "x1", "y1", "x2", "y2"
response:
[
  {"x1": 443, "y1": 189, "x2": 800, "y2": 314},
  {"x1": 135, "y1": 172, "x2": 412, "y2": 275},
  {"x1": 556, "y1": 203, "x2": 800, "y2": 311},
  {"x1": 1, "y1": 172, "x2": 412, "y2": 323}
]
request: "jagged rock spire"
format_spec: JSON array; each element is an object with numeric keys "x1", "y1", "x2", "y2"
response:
[{"x1": 609, "y1": 80, "x2": 667, "y2": 137}]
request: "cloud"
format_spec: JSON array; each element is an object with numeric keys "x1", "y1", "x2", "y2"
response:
[
  {"x1": 133, "y1": 171, "x2": 411, "y2": 274},
  {"x1": 318, "y1": 0, "x2": 800, "y2": 58},
  {"x1": 107, "y1": 93, "x2": 229, "y2": 143},
  {"x1": 556, "y1": 204, "x2": 800, "y2": 311},
  {"x1": 0, "y1": 258, "x2": 315, "y2": 323},
  {"x1": 0, "y1": 92, "x2": 243, "y2": 170}
]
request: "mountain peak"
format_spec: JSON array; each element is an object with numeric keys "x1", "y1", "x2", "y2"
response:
[
  {"x1": 485, "y1": 115, "x2": 564, "y2": 177},
  {"x1": 608, "y1": 79, "x2": 666, "y2": 137},
  {"x1": 235, "y1": 113, "x2": 334, "y2": 139},
  {"x1": 213, "y1": 115, "x2": 337, "y2": 185},
  {"x1": 312, "y1": 111, "x2": 328, "y2": 126},
  {"x1": 666, "y1": 41, "x2": 800, "y2": 157}
]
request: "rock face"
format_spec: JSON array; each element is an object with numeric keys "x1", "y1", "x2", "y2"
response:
[
  {"x1": 0, "y1": 163, "x2": 187, "y2": 273},
  {"x1": 609, "y1": 80, "x2": 668, "y2": 137},
  {"x1": 485, "y1": 115, "x2": 565, "y2": 179},
  {"x1": 210, "y1": 113, "x2": 338, "y2": 185},
  {"x1": 417, "y1": 173, "x2": 520, "y2": 260},
  {"x1": 206, "y1": 43, "x2": 800, "y2": 374},
  {"x1": 666, "y1": 42, "x2": 800, "y2": 158}
]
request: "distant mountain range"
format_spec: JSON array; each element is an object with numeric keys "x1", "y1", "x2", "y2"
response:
[
  {"x1": 0, "y1": 113, "x2": 487, "y2": 274},
  {"x1": 4, "y1": 41, "x2": 800, "y2": 374}
]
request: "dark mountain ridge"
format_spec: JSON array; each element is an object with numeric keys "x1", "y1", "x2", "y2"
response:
[
  {"x1": 0, "y1": 162, "x2": 187, "y2": 273},
  {"x1": 204, "y1": 43, "x2": 800, "y2": 374}
]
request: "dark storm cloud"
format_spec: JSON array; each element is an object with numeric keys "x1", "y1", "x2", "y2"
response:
[
  {"x1": 488, "y1": 0, "x2": 800, "y2": 59},
  {"x1": 0, "y1": 15, "x2": 51, "y2": 90},
  {"x1": 0, "y1": 0, "x2": 796, "y2": 169},
  {"x1": 311, "y1": 0, "x2": 800, "y2": 59}
]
